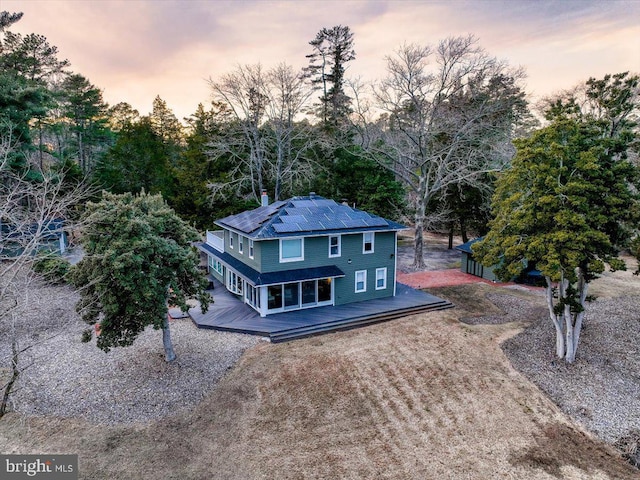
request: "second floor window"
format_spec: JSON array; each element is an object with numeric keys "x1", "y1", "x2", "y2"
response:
[
  {"x1": 229, "y1": 234, "x2": 234, "y2": 249},
  {"x1": 249, "y1": 239, "x2": 254, "y2": 259},
  {"x1": 329, "y1": 235, "x2": 341, "y2": 257},
  {"x1": 280, "y1": 238, "x2": 304, "y2": 262},
  {"x1": 363, "y1": 232, "x2": 374, "y2": 254},
  {"x1": 239, "y1": 236, "x2": 244, "y2": 254}
]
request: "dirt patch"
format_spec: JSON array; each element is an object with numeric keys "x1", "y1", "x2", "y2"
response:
[{"x1": 397, "y1": 231, "x2": 462, "y2": 272}]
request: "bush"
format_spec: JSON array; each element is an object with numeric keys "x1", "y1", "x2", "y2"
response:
[{"x1": 32, "y1": 255, "x2": 71, "y2": 285}]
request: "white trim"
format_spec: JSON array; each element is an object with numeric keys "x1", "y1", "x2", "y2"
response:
[
  {"x1": 363, "y1": 232, "x2": 374, "y2": 254},
  {"x1": 239, "y1": 235, "x2": 244, "y2": 254},
  {"x1": 376, "y1": 267, "x2": 387, "y2": 290},
  {"x1": 355, "y1": 270, "x2": 367, "y2": 293},
  {"x1": 279, "y1": 237, "x2": 304, "y2": 263},
  {"x1": 393, "y1": 231, "x2": 398, "y2": 296},
  {"x1": 328, "y1": 234, "x2": 341, "y2": 258},
  {"x1": 265, "y1": 278, "x2": 334, "y2": 314},
  {"x1": 249, "y1": 239, "x2": 254, "y2": 259},
  {"x1": 229, "y1": 233, "x2": 234, "y2": 249}
]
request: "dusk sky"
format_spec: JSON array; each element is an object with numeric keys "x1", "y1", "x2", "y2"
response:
[{"x1": 5, "y1": 0, "x2": 639, "y2": 120}]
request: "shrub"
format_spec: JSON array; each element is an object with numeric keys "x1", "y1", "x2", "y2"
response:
[{"x1": 32, "y1": 255, "x2": 71, "y2": 285}]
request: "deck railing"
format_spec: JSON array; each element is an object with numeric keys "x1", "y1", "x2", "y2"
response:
[{"x1": 206, "y1": 230, "x2": 224, "y2": 252}]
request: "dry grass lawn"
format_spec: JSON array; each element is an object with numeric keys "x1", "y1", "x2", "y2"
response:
[{"x1": 1, "y1": 282, "x2": 637, "y2": 479}]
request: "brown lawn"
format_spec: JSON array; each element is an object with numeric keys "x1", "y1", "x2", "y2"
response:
[{"x1": 1, "y1": 283, "x2": 637, "y2": 479}]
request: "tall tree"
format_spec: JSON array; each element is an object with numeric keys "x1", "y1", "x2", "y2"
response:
[
  {"x1": 107, "y1": 102, "x2": 140, "y2": 132},
  {"x1": 208, "y1": 63, "x2": 318, "y2": 203},
  {"x1": 209, "y1": 64, "x2": 269, "y2": 201},
  {"x1": 474, "y1": 73, "x2": 639, "y2": 363},
  {"x1": 59, "y1": 73, "x2": 109, "y2": 173},
  {"x1": 150, "y1": 95, "x2": 183, "y2": 145},
  {"x1": 70, "y1": 191, "x2": 209, "y2": 362},
  {"x1": 305, "y1": 25, "x2": 356, "y2": 129},
  {"x1": 357, "y1": 36, "x2": 528, "y2": 268},
  {"x1": 93, "y1": 117, "x2": 174, "y2": 196},
  {"x1": 264, "y1": 63, "x2": 317, "y2": 200}
]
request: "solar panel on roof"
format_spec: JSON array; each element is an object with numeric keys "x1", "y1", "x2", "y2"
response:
[
  {"x1": 280, "y1": 215, "x2": 307, "y2": 224},
  {"x1": 291, "y1": 200, "x2": 316, "y2": 208},
  {"x1": 364, "y1": 217, "x2": 389, "y2": 227},
  {"x1": 273, "y1": 223, "x2": 303, "y2": 233},
  {"x1": 342, "y1": 219, "x2": 368, "y2": 228},
  {"x1": 319, "y1": 219, "x2": 346, "y2": 229}
]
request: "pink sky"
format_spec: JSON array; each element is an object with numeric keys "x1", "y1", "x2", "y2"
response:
[{"x1": 5, "y1": 0, "x2": 639, "y2": 120}]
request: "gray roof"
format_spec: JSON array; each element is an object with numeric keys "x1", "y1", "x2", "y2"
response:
[
  {"x1": 216, "y1": 195, "x2": 406, "y2": 239},
  {"x1": 455, "y1": 237, "x2": 483, "y2": 254}
]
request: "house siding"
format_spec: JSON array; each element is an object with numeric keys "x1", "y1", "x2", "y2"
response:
[
  {"x1": 224, "y1": 230, "x2": 261, "y2": 271},
  {"x1": 334, "y1": 232, "x2": 396, "y2": 305},
  {"x1": 460, "y1": 251, "x2": 498, "y2": 281}
]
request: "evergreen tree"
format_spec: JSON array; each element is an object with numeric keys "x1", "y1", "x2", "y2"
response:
[
  {"x1": 305, "y1": 25, "x2": 355, "y2": 129},
  {"x1": 59, "y1": 73, "x2": 109, "y2": 173},
  {"x1": 70, "y1": 191, "x2": 210, "y2": 362},
  {"x1": 474, "y1": 90, "x2": 639, "y2": 363},
  {"x1": 93, "y1": 117, "x2": 174, "y2": 196}
]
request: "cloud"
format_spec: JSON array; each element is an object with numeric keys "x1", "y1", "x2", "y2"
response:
[{"x1": 3, "y1": 0, "x2": 639, "y2": 120}]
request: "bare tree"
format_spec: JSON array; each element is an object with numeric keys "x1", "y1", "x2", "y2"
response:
[
  {"x1": 265, "y1": 63, "x2": 319, "y2": 200},
  {"x1": 208, "y1": 64, "x2": 269, "y2": 201},
  {"x1": 0, "y1": 126, "x2": 88, "y2": 417},
  {"x1": 355, "y1": 36, "x2": 528, "y2": 268},
  {"x1": 208, "y1": 63, "x2": 319, "y2": 202}
]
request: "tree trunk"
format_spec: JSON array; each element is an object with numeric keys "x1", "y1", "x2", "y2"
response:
[
  {"x1": 545, "y1": 277, "x2": 565, "y2": 358},
  {"x1": 162, "y1": 315, "x2": 177, "y2": 362},
  {"x1": 412, "y1": 183, "x2": 427, "y2": 269},
  {"x1": 0, "y1": 339, "x2": 19, "y2": 418},
  {"x1": 564, "y1": 303, "x2": 575, "y2": 363},
  {"x1": 460, "y1": 217, "x2": 469, "y2": 244},
  {"x1": 565, "y1": 267, "x2": 589, "y2": 363},
  {"x1": 448, "y1": 222, "x2": 454, "y2": 250}
]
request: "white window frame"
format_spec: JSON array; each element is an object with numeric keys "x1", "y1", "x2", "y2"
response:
[
  {"x1": 363, "y1": 232, "x2": 374, "y2": 254},
  {"x1": 355, "y1": 270, "x2": 367, "y2": 293},
  {"x1": 328, "y1": 235, "x2": 341, "y2": 258},
  {"x1": 229, "y1": 233, "x2": 234, "y2": 249},
  {"x1": 249, "y1": 239, "x2": 254, "y2": 259},
  {"x1": 279, "y1": 237, "x2": 304, "y2": 263},
  {"x1": 239, "y1": 236, "x2": 244, "y2": 254},
  {"x1": 376, "y1": 267, "x2": 387, "y2": 290}
]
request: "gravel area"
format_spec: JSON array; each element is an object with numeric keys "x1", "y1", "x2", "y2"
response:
[
  {"x1": 0, "y1": 274, "x2": 260, "y2": 425},
  {"x1": 466, "y1": 289, "x2": 640, "y2": 447}
]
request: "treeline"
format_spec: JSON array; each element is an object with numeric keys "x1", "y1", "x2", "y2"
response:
[
  {"x1": 1, "y1": 17, "x2": 404, "y2": 228},
  {"x1": 6, "y1": 11, "x2": 635, "y2": 266}
]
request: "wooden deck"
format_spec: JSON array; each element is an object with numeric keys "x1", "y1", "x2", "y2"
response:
[{"x1": 189, "y1": 280, "x2": 453, "y2": 342}]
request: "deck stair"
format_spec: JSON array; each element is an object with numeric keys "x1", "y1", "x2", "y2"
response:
[
  {"x1": 268, "y1": 299, "x2": 452, "y2": 342},
  {"x1": 190, "y1": 280, "x2": 453, "y2": 342}
]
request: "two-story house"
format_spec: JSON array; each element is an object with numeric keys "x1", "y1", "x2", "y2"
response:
[{"x1": 197, "y1": 193, "x2": 406, "y2": 317}]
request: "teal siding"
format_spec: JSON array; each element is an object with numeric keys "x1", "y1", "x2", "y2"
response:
[
  {"x1": 460, "y1": 252, "x2": 498, "y2": 281},
  {"x1": 224, "y1": 230, "x2": 261, "y2": 271},
  {"x1": 333, "y1": 232, "x2": 396, "y2": 305},
  {"x1": 258, "y1": 232, "x2": 397, "y2": 305},
  {"x1": 216, "y1": 230, "x2": 399, "y2": 307}
]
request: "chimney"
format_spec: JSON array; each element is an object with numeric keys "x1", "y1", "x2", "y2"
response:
[
  {"x1": 309, "y1": 192, "x2": 316, "y2": 200},
  {"x1": 261, "y1": 191, "x2": 269, "y2": 207}
]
